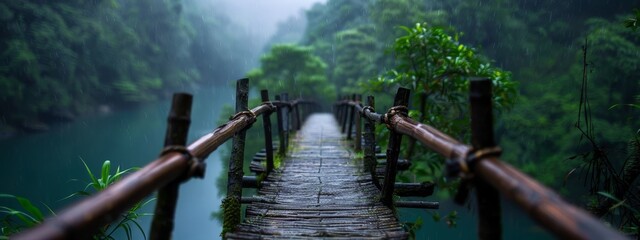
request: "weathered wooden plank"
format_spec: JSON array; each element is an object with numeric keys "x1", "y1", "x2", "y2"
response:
[{"x1": 228, "y1": 113, "x2": 408, "y2": 239}]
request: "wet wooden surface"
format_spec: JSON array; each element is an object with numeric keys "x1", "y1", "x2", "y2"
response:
[{"x1": 227, "y1": 113, "x2": 407, "y2": 239}]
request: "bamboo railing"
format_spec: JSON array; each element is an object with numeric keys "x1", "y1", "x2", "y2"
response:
[
  {"x1": 9, "y1": 76, "x2": 629, "y2": 239},
  {"x1": 334, "y1": 78, "x2": 628, "y2": 240},
  {"x1": 12, "y1": 78, "x2": 318, "y2": 240}
]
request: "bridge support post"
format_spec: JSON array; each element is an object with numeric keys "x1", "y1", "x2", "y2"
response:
[
  {"x1": 223, "y1": 78, "x2": 250, "y2": 236},
  {"x1": 346, "y1": 94, "x2": 356, "y2": 140},
  {"x1": 338, "y1": 95, "x2": 345, "y2": 124},
  {"x1": 261, "y1": 90, "x2": 274, "y2": 174},
  {"x1": 150, "y1": 93, "x2": 193, "y2": 240},
  {"x1": 354, "y1": 94, "x2": 362, "y2": 152},
  {"x1": 282, "y1": 93, "x2": 290, "y2": 152},
  {"x1": 294, "y1": 101, "x2": 302, "y2": 131},
  {"x1": 381, "y1": 88, "x2": 410, "y2": 207},
  {"x1": 276, "y1": 95, "x2": 286, "y2": 156},
  {"x1": 363, "y1": 96, "x2": 380, "y2": 189},
  {"x1": 334, "y1": 95, "x2": 340, "y2": 121},
  {"x1": 341, "y1": 95, "x2": 349, "y2": 134},
  {"x1": 470, "y1": 78, "x2": 502, "y2": 240}
]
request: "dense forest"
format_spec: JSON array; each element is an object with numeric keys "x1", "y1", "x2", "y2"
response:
[
  {"x1": 243, "y1": 0, "x2": 640, "y2": 234},
  {"x1": 0, "y1": 0, "x2": 253, "y2": 136}
]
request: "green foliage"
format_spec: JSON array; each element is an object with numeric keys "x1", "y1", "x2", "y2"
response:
[
  {"x1": 302, "y1": 0, "x2": 434, "y2": 89},
  {"x1": 0, "y1": 194, "x2": 50, "y2": 237},
  {"x1": 431, "y1": 210, "x2": 458, "y2": 228},
  {"x1": 221, "y1": 196, "x2": 241, "y2": 237},
  {"x1": 624, "y1": 9, "x2": 640, "y2": 31},
  {"x1": 332, "y1": 27, "x2": 377, "y2": 93},
  {"x1": 247, "y1": 44, "x2": 336, "y2": 102},
  {"x1": 370, "y1": 0, "x2": 429, "y2": 44},
  {"x1": 286, "y1": 0, "x2": 640, "y2": 237},
  {"x1": 596, "y1": 190, "x2": 640, "y2": 234},
  {"x1": 402, "y1": 216, "x2": 423, "y2": 240},
  {"x1": 68, "y1": 159, "x2": 136, "y2": 195},
  {"x1": 366, "y1": 23, "x2": 517, "y2": 187},
  {"x1": 0, "y1": 160, "x2": 152, "y2": 239},
  {"x1": 0, "y1": 0, "x2": 251, "y2": 132},
  {"x1": 68, "y1": 159, "x2": 153, "y2": 240}
]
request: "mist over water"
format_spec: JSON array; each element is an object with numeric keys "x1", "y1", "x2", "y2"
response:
[{"x1": 193, "y1": 0, "x2": 325, "y2": 71}]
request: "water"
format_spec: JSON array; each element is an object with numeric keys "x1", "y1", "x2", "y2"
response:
[
  {"x1": 0, "y1": 84, "x2": 552, "y2": 239},
  {"x1": 399, "y1": 197, "x2": 553, "y2": 239},
  {"x1": 0, "y1": 86, "x2": 233, "y2": 239}
]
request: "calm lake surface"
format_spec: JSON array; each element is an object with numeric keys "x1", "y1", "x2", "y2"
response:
[
  {"x1": 0, "y1": 86, "x2": 234, "y2": 239},
  {"x1": 0, "y1": 85, "x2": 551, "y2": 239}
]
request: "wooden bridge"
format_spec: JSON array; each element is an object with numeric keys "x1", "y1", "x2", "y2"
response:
[
  {"x1": 12, "y1": 78, "x2": 628, "y2": 239},
  {"x1": 227, "y1": 114, "x2": 407, "y2": 239}
]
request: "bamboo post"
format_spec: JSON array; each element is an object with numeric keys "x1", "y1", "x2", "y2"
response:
[
  {"x1": 346, "y1": 94, "x2": 356, "y2": 140},
  {"x1": 223, "y1": 78, "x2": 250, "y2": 234},
  {"x1": 261, "y1": 90, "x2": 274, "y2": 174},
  {"x1": 354, "y1": 94, "x2": 362, "y2": 152},
  {"x1": 381, "y1": 88, "x2": 410, "y2": 207},
  {"x1": 334, "y1": 95, "x2": 341, "y2": 120},
  {"x1": 301, "y1": 101, "x2": 308, "y2": 122},
  {"x1": 295, "y1": 101, "x2": 302, "y2": 131},
  {"x1": 470, "y1": 78, "x2": 502, "y2": 240},
  {"x1": 338, "y1": 95, "x2": 344, "y2": 122},
  {"x1": 341, "y1": 96, "x2": 349, "y2": 134},
  {"x1": 282, "y1": 93, "x2": 290, "y2": 151},
  {"x1": 275, "y1": 95, "x2": 286, "y2": 156},
  {"x1": 290, "y1": 101, "x2": 298, "y2": 131},
  {"x1": 363, "y1": 96, "x2": 380, "y2": 188},
  {"x1": 149, "y1": 93, "x2": 192, "y2": 240}
]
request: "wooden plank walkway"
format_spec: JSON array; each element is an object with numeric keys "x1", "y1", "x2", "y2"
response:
[{"x1": 226, "y1": 113, "x2": 408, "y2": 239}]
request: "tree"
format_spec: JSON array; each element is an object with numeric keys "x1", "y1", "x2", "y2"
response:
[
  {"x1": 569, "y1": 17, "x2": 640, "y2": 233},
  {"x1": 0, "y1": 0, "x2": 254, "y2": 134},
  {"x1": 247, "y1": 44, "x2": 336, "y2": 102},
  {"x1": 366, "y1": 22, "x2": 517, "y2": 185},
  {"x1": 332, "y1": 27, "x2": 377, "y2": 93}
]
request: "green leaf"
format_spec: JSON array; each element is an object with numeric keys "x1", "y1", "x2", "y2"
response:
[
  {"x1": 120, "y1": 222, "x2": 132, "y2": 240},
  {"x1": 80, "y1": 158, "x2": 99, "y2": 190},
  {"x1": 112, "y1": 167, "x2": 134, "y2": 182},
  {"x1": 61, "y1": 191, "x2": 92, "y2": 201},
  {"x1": 609, "y1": 199, "x2": 627, "y2": 211},
  {"x1": 42, "y1": 203, "x2": 55, "y2": 216},
  {"x1": 131, "y1": 219, "x2": 147, "y2": 240},
  {"x1": 598, "y1": 191, "x2": 621, "y2": 202},
  {"x1": 15, "y1": 196, "x2": 43, "y2": 221},
  {"x1": 0, "y1": 207, "x2": 37, "y2": 227},
  {"x1": 432, "y1": 212, "x2": 441, "y2": 222},
  {"x1": 101, "y1": 160, "x2": 111, "y2": 188},
  {"x1": 414, "y1": 216, "x2": 423, "y2": 227}
]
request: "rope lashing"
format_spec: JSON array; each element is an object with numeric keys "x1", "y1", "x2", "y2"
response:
[
  {"x1": 229, "y1": 110, "x2": 256, "y2": 121},
  {"x1": 361, "y1": 106, "x2": 375, "y2": 116},
  {"x1": 261, "y1": 101, "x2": 276, "y2": 110},
  {"x1": 446, "y1": 146, "x2": 503, "y2": 178},
  {"x1": 382, "y1": 105, "x2": 408, "y2": 129},
  {"x1": 446, "y1": 146, "x2": 502, "y2": 204},
  {"x1": 159, "y1": 145, "x2": 205, "y2": 180}
]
